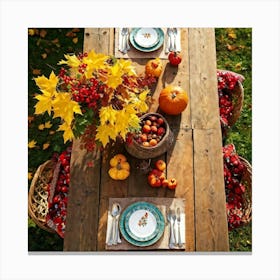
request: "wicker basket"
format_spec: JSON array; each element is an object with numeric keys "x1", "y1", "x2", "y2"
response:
[
  {"x1": 28, "y1": 160, "x2": 56, "y2": 233},
  {"x1": 125, "y1": 113, "x2": 174, "y2": 159},
  {"x1": 218, "y1": 69, "x2": 245, "y2": 128},
  {"x1": 239, "y1": 156, "x2": 252, "y2": 225}
]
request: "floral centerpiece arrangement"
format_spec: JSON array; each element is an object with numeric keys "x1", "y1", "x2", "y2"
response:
[{"x1": 34, "y1": 50, "x2": 156, "y2": 152}]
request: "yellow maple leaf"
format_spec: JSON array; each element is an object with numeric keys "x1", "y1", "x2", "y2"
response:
[
  {"x1": 58, "y1": 122, "x2": 74, "y2": 143},
  {"x1": 58, "y1": 54, "x2": 81, "y2": 68},
  {"x1": 128, "y1": 114, "x2": 141, "y2": 130},
  {"x1": 34, "y1": 71, "x2": 59, "y2": 94},
  {"x1": 34, "y1": 90, "x2": 56, "y2": 115},
  {"x1": 118, "y1": 59, "x2": 136, "y2": 76},
  {"x1": 99, "y1": 106, "x2": 117, "y2": 125},
  {"x1": 106, "y1": 63, "x2": 123, "y2": 89},
  {"x1": 52, "y1": 92, "x2": 82, "y2": 125},
  {"x1": 28, "y1": 140, "x2": 37, "y2": 148},
  {"x1": 95, "y1": 125, "x2": 110, "y2": 147},
  {"x1": 114, "y1": 110, "x2": 129, "y2": 139},
  {"x1": 83, "y1": 50, "x2": 109, "y2": 79}
]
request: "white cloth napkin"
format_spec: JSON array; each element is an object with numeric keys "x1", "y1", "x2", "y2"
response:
[
  {"x1": 173, "y1": 213, "x2": 185, "y2": 246},
  {"x1": 118, "y1": 29, "x2": 124, "y2": 52},
  {"x1": 106, "y1": 211, "x2": 121, "y2": 245},
  {"x1": 175, "y1": 28, "x2": 181, "y2": 52}
]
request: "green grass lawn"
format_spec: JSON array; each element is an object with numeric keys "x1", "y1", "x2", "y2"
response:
[{"x1": 28, "y1": 28, "x2": 252, "y2": 251}]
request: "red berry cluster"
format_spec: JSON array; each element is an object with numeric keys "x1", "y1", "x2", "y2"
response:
[
  {"x1": 46, "y1": 146, "x2": 72, "y2": 238},
  {"x1": 223, "y1": 144, "x2": 247, "y2": 230},
  {"x1": 59, "y1": 66, "x2": 105, "y2": 110},
  {"x1": 217, "y1": 71, "x2": 240, "y2": 133}
]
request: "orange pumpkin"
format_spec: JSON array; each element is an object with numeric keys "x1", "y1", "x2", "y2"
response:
[
  {"x1": 145, "y1": 58, "x2": 163, "y2": 78},
  {"x1": 159, "y1": 85, "x2": 188, "y2": 115}
]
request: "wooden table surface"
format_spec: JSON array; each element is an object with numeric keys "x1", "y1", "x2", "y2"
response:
[{"x1": 63, "y1": 28, "x2": 229, "y2": 252}]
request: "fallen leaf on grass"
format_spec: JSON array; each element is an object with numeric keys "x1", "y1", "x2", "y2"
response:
[
  {"x1": 28, "y1": 29, "x2": 35, "y2": 36},
  {"x1": 228, "y1": 30, "x2": 237, "y2": 39},
  {"x1": 28, "y1": 172, "x2": 33, "y2": 180},
  {"x1": 38, "y1": 124, "x2": 45, "y2": 130},
  {"x1": 52, "y1": 38, "x2": 59, "y2": 44},
  {"x1": 41, "y1": 53, "x2": 47, "y2": 59},
  {"x1": 235, "y1": 62, "x2": 242, "y2": 70},
  {"x1": 227, "y1": 44, "x2": 238, "y2": 51},
  {"x1": 44, "y1": 121, "x2": 52, "y2": 128},
  {"x1": 49, "y1": 130, "x2": 56, "y2": 135},
  {"x1": 72, "y1": 37, "x2": 78, "y2": 44},
  {"x1": 72, "y1": 28, "x2": 80, "y2": 33},
  {"x1": 28, "y1": 140, "x2": 37, "y2": 148},
  {"x1": 32, "y1": 69, "x2": 41, "y2": 75},
  {"x1": 42, "y1": 143, "x2": 50, "y2": 150},
  {"x1": 40, "y1": 29, "x2": 47, "y2": 38},
  {"x1": 66, "y1": 31, "x2": 76, "y2": 38},
  {"x1": 28, "y1": 116, "x2": 35, "y2": 123}
]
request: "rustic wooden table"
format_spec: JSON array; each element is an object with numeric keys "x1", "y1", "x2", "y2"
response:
[{"x1": 63, "y1": 28, "x2": 229, "y2": 252}]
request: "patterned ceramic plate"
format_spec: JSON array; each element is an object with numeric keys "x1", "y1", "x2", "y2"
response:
[
  {"x1": 130, "y1": 28, "x2": 164, "y2": 52},
  {"x1": 119, "y1": 202, "x2": 165, "y2": 247},
  {"x1": 134, "y1": 28, "x2": 159, "y2": 48}
]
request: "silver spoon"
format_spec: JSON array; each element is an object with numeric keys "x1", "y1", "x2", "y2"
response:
[{"x1": 111, "y1": 203, "x2": 121, "y2": 245}]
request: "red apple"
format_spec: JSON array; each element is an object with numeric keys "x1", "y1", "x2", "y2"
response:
[
  {"x1": 151, "y1": 125, "x2": 158, "y2": 133},
  {"x1": 161, "y1": 179, "x2": 169, "y2": 188},
  {"x1": 140, "y1": 133, "x2": 148, "y2": 142},
  {"x1": 157, "y1": 117, "x2": 164, "y2": 126},
  {"x1": 155, "y1": 159, "x2": 166, "y2": 171},
  {"x1": 142, "y1": 124, "x2": 151, "y2": 133},
  {"x1": 149, "y1": 139, "x2": 158, "y2": 146},
  {"x1": 157, "y1": 127, "x2": 165, "y2": 136},
  {"x1": 167, "y1": 178, "x2": 177, "y2": 190}
]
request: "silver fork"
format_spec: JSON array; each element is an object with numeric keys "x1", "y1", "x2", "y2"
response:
[
  {"x1": 172, "y1": 28, "x2": 178, "y2": 52},
  {"x1": 176, "y1": 207, "x2": 183, "y2": 247},
  {"x1": 167, "y1": 208, "x2": 176, "y2": 248},
  {"x1": 167, "y1": 28, "x2": 175, "y2": 52},
  {"x1": 121, "y1": 28, "x2": 129, "y2": 53},
  {"x1": 171, "y1": 209, "x2": 177, "y2": 245}
]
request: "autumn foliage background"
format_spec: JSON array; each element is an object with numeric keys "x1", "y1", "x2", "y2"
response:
[{"x1": 28, "y1": 28, "x2": 252, "y2": 251}]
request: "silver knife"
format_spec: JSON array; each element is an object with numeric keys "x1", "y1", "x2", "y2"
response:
[{"x1": 176, "y1": 207, "x2": 183, "y2": 247}]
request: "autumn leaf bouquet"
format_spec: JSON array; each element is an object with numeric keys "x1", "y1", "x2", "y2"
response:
[{"x1": 34, "y1": 50, "x2": 154, "y2": 152}]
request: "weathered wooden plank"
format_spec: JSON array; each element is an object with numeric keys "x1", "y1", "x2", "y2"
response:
[
  {"x1": 193, "y1": 128, "x2": 229, "y2": 251},
  {"x1": 64, "y1": 28, "x2": 112, "y2": 251},
  {"x1": 164, "y1": 29, "x2": 195, "y2": 251},
  {"x1": 188, "y1": 28, "x2": 220, "y2": 130},
  {"x1": 83, "y1": 28, "x2": 112, "y2": 53},
  {"x1": 97, "y1": 140, "x2": 130, "y2": 251},
  {"x1": 188, "y1": 28, "x2": 228, "y2": 251},
  {"x1": 64, "y1": 140, "x2": 101, "y2": 251}
]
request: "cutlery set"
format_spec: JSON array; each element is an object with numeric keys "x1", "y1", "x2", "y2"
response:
[
  {"x1": 119, "y1": 27, "x2": 180, "y2": 54},
  {"x1": 165, "y1": 28, "x2": 179, "y2": 53},
  {"x1": 167, "y1": 207, "x2": 183, "y2": 248},
  {"x1": 107, "y1": 202, "x2": 184, "y2": 249}
]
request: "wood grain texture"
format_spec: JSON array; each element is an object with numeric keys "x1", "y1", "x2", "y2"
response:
[
  {"x1": 193, "y1": 129, "x2": 229, "y2": 251},
  {"x1": 188, "y1": 28, "x2": 220, "y2": 130},
  {"x1": 64, "y1": 139, "x2": 101, "y2": 251},
  {"x1": 64, "y1": 28, "x2": 113, "y2": 251}
]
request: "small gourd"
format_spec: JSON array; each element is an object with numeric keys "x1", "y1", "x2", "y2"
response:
[
  {"x1": 108, "y1": 154, "x2": 130, "y2": 180},
  {"x1": 145, "y1": 58, "x2": 163, "y2": 78}
]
